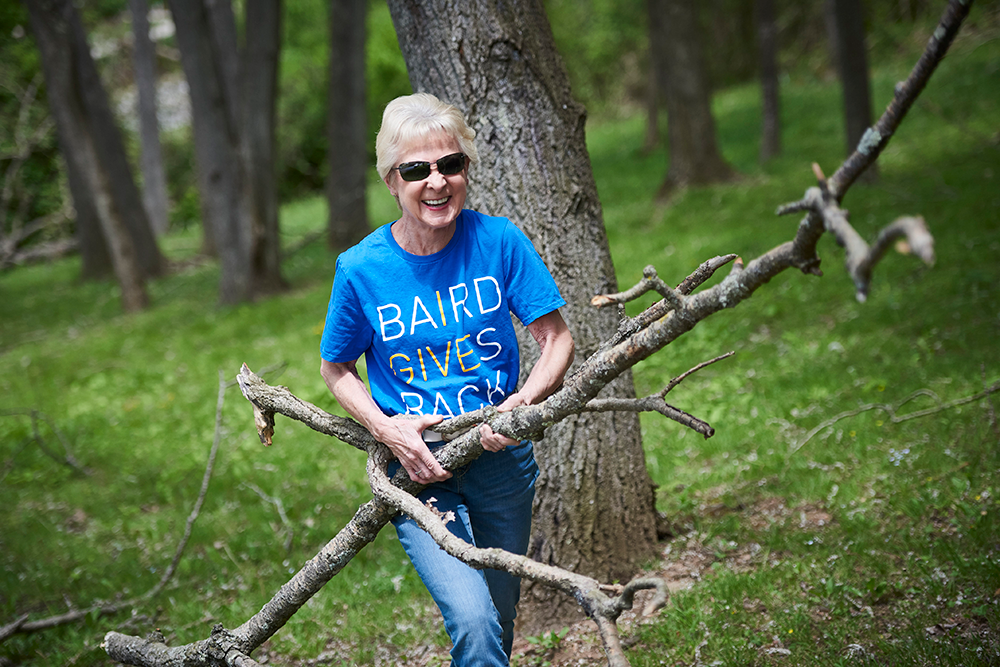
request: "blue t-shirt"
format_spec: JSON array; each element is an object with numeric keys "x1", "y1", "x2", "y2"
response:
[{"x1": 321, "y1": 209, "x2": 566, "y2": 418}]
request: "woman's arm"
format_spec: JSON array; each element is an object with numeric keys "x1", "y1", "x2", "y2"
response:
[
  {"x1": 321, "y1": 358, "x2": 451, "y2": 482},
  {"x1": 479, "y1": 309, "x2": 575, "y2": 451}
]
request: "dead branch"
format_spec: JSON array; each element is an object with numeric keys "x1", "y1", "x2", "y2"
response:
[
  {"x1": 103, "y1": 2, "x2": 973, "y2": 665},
  {"x1": 791, "y1": 380, "x2": 1000, "y2": 455},
  {"x1": 0, "y1": 408, "x2": 90, "y2": 476},
  {"x1": 365, "y1": 444, "x2": 667, "y2": 667},
  {"x1": 241, "y1": 482, "x2": 294, "y2": 554},
  {"x1": 1, "y1": 372, "x2": 228, "y2": 642}
]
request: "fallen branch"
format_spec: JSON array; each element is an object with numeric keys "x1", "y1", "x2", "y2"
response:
[
  {"x1": 1, "y1": 371, "x2": 228, "y2": 642},
  {"x1": 0, "y1": 408, "x2": 90, "y2": 477},
  {"x1": 103, "y1": 2, "x2": 973, "y2": 664},
  {"x1": 790, "y1": 380, "x2": 1000, "y2": 455},
  {"x1": 365, "y1": 444, "x2": 667, "y2": 667},
  {"x1": 241, "y1": 482, "x2": 294, "y2": 554}
]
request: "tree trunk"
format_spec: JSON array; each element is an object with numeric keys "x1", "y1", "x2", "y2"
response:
[
  {"x1": 648, "y1": 0, "x2": 736, "y2": 196},
  {"x1": 387, "y1": 0, "x2": 659, "y2": 632},
  {"x1": 756, "y1": 0, "x2": 781, "y2": 161},
  {"x1": 170, "y1": 0, "x2": 283, "y2": 304},
  {"x1": 129, "y1": 0, "x2": 171, "y2": 236},
  {"x1": 826, "y1": 0, "x2": 878, "y2": 179},
  {"x1": 26, "y1": 0, "x2": 152, "y2": 311},
  {"x1": 63, "y1": 147, "x2": 113, "y2": 280},
  {"x1": 243, "y1": 0, "x2": 286, "y2": 294},
  {"x1": 326, "y1": 0, "x2": 370, "y2": 251}
]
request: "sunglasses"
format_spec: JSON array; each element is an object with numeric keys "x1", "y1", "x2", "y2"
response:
[{"x1": 393, "y1": 152, "x2": 467, "y2": 182}]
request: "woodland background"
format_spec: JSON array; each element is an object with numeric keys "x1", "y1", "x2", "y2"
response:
[{"x1": 1, "y1": 0, "x2": 999, "y2": 665}]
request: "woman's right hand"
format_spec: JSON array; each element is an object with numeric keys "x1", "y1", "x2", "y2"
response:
[{"x1": 382, "y1": 413, "x2": 451, "y2": 483}]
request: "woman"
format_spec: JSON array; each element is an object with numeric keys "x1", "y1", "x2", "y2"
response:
[{"x1": 319, "y1": 93, "x2": 574, "y2": 666}]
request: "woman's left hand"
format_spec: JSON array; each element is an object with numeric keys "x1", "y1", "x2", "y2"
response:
[{"x1": 479, "y1": 394, "x2": 526, "y2": 451}]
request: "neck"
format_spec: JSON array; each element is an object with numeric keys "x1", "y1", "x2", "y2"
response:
[{"x1": 392, "y1": 220, "x2": 456, "y2": 256}]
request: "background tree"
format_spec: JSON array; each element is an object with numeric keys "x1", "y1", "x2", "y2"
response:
[
  {"x1": 756, "y1": 0, "x2": 782, "y2": 161},
  {"x1": 169, "y1": 0, "x2": 285, "y2": 305},
  {"x1": 387, "y1": 0, "x2": 660, "y2": 629},
  {"x1": 827, "y1": 0, "x2": 877, "y2": 179},
  {"x1": 128, "y1": 0, "x2": 170, "y2": 237},
  {"x1": 326, "y1": 0, "x2": 369, "y2": 250},
  {"x1": 25, "y1": 0, "x2": 165, "y2": 312},
  {"x1": 647, "y1": 0, "x2": 736, "y2": 197}
]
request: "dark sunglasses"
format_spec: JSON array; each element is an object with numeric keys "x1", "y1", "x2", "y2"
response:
[{"x1": 393, "y1": 152, "x2": 467, "y2": 182}]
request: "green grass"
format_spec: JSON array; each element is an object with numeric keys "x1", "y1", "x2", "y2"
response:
[{"x1": 2, "y1": 11, "x2": 999, "y2": 667}]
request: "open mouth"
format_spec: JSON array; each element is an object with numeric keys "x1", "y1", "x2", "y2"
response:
[{"x1": 423, "y1": 196, "x2": 450, "y2": 207}]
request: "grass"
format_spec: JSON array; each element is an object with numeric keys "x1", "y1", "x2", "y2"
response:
[{"x1": 1, "y1": 9, "x2": 998, "y2": 667}]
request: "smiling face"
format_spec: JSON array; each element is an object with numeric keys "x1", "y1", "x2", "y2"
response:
[{"x1": 385, "y1": 131, "x2": 469, "y2": 255}]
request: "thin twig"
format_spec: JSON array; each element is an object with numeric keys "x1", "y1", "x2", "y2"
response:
[
  {"x1": 0, "y1": 371, "x2": 229, "y2": 641},
  {"x1": 661, "y1": 352, "x2": 735, "y2": 397},
  {"x1": 791, "y1": 380, "x2": 1000, "y2": 455},
  {"x1": 241, "y1": 482, "x2": 294, "y2": 554},
  {"x1": 0, "y1": 409, "x2": 90, "y2": 476},
  {"x1": 583, "y1": 396, "x2": 715, "y2": 438}
]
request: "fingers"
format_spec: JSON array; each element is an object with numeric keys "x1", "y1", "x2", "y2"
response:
[
  {"x1": 414, "y1": 413, "x2": 445, "y2": 429},
  {"x1": 478, "y1": 423, "x2": 518, "y2": 452},
  {"x1": 494, "y1": 393, "x2": 528, "y2": 412},
  {"x1": 400, "y1": 449, "x2": 451, "y2": 483},
  {"x1": 406, "y1": 460, "x2": 451, "y2": 483}
]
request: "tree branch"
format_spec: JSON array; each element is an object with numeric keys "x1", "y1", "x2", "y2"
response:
[
  {"x1": 365, "y1": 444, "x2": 667, "y2": 667},
  {"x1": 790, "y1": 380, "x2": 1000, "y2": 455},
  {"x1": 103, "y1": 2, "x2": 973, "y2": 664},
  {"x1": 825, "y1": 0, "x2": 973, "y2": 199},
  {"x1": 0, "y1": 408, "x2": 90, "y2": 476},
  {"x1": 2, "y1": 372, "x2": 227, "y2": 641}
]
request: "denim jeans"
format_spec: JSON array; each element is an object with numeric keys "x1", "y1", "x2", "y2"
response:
[{"x1": 390, "y1": 440, "x2": 539, "y2": 667}]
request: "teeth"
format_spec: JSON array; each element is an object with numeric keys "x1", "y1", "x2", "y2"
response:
[{"x1": 425, "y1": 197, "x2": 449, "y2": 206}]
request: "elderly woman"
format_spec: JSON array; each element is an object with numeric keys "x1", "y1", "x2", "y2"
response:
[{"x1": 320, "y1": 93, "x2": 574, "y2": 666}]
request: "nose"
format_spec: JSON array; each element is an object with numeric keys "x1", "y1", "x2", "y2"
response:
[{"x1": 425, "y1": 164, "x2": 448, "y2": 188}]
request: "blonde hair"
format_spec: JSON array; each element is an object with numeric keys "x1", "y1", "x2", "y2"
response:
[{"x1": 375, "y1": 93, "x2": 478, "y2": 182}]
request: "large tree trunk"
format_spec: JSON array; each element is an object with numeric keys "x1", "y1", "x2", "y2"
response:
[
  {"x1": 756, "y1": 0, "x2": 781, "y2": 161},
  {"x1": 171, "y1": 0, "x2": 250, "y2": 303},
  {"x1": 26, "y1": 0, "x2": 155, "y2": 311},
  {"x1": 129, "y1": 0, "x2": 171, "y2": 236},
  {"x1": 326, "y1": 0, "x2": 370, "y2": 251},
  {"x1": 63, "y1": 147, "x2": 113, "y2": 280},
  {"x1": 826, "y1": 0, "x2": 877, "y2": 179},
  {"x1": 243, "y1": 0, "x2": 286, "y2": 294},
  {"x1": 387, "y1": 0, "x2": 659, "y2": 632},
  {"x1": 169, "y1": 0, "x2": 284, "y2": 305},
  {"x1": 648, "y1": 0, "x2": 736, "y2": 196}
]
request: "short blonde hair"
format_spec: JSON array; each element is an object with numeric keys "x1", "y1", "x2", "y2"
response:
[{"x1": 375, "y1": 93, "x2": 478, "y2": 181}]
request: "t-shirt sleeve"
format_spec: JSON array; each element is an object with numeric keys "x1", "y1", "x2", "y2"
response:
[
  {"x1": 320, "y1": 257, "x2": 374, "y2": 363},
  {"x1": 501, "y1": 221, "x2": 567, "y2": 325}
]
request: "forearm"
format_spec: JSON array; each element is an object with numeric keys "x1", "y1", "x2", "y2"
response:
[
  {"x1": 321, "y1": 358, "x2": 450, "y2": 481},
  {"x1": 512, "y1": 310, "x2": 575, "y2": 406},
  {"x1": 320, "y1": 359, "x2": 395, "y2": 441},
  {"x1": 518, "y1": 327, "x2": 574, "y2": 405}
]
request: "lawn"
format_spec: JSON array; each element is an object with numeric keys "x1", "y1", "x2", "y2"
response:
[{"x1": 1, "y1": 8, "x2": 998, "y2": 667}]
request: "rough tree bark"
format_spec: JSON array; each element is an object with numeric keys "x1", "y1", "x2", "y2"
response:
[
  {"x1": 99, "y1": 2, "x2": 971, "y2": 665},
  {"x1": 169, "y1": 0, "x2": 285, "y2": 305},
  {"x1": 326, "y1": 0, "x2": 370, "y2": 251},
  {"x1": 129, "y1": 0, "x2": 171, "y2": 236},
  {"x1": 25, "y1": 0, "x2": 165, "y2": 312},
  {"x1": 648, "y1": 0, "x2": 736, "y2": 196},
  {"x1": 827, "y1": 0, "x2": 877, "y2": 179},
  {"x1": 386, "y1": 0, "x2": 659, "y2": 630},
  {"x1": 243, "y1": 0, "x2": 285, "y2": 295},
  {"x1": 756, "y1": 0, "x2": 782, "y2": 161},
  {"x1": 64, "y1": 144, "x2": 113, "y2": 280}
]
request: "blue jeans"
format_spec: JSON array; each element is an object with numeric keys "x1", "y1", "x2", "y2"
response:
[{"x1": 390, "y1": 441, "x2": 539, "y2": 667}]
